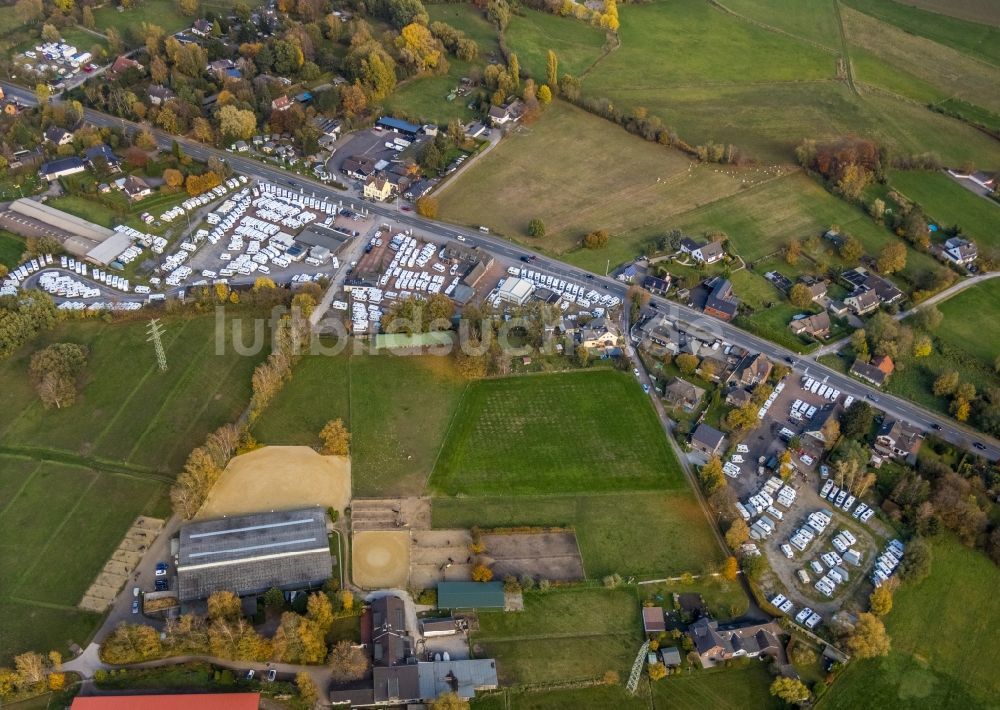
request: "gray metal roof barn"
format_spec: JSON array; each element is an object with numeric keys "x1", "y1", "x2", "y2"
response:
[{"x1": 177, "y1": 508, "x2": 331, "y2": 602}]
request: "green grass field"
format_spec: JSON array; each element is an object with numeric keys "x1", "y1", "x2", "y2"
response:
[
  {"x1": 432, "y1": 490, "x2": 722, "y2": 578},
  {"x1": 92, "y1": 0, "x2": 246, "y2": 41},
  {"x1": 0, "y1": 230, "x2": 23, "y2": 268},
  {"x1": 0, "y1": 316, "x2": 265, "y2": 473},
  {"x1": 850, "y1": 48, "x2": 948, "y2": 104},
  {"x1": 842, "y1": 0, "x2": 1000, "y2": 63},
  {"x1": 842, "y1": 5, "x2": 1000, "y2": 114},
  {"x1": 505, "y1": 8, "x2": 608, "y2": 80},
  {"x1": 474, "y1": 587, "x2": 642, "y2": 686},
  {"x1": 383, "y1": 60, "x2": 479, "y2": 125},
  {"x1": 438, "y1": 101, "x2": 748, "y2": 261},
  {"x1": 819, "y1": 537, "x2": 1000, "y2": 710},
  {"x1": 427, "y1": 4, "x2": 501, "y2": 57},
  {"x1": 889, "y1": 170, "x2": 1000, "y2": 251},
  {"x1": 934, "y1": 278, "x2": 1000, "y2": 368},
  {"x1": 0, "y1": 456, "x2": 165, "y2": 661},
  {"x1": 474, "y1": 685, "x2": 649, "y2": 710},
  {"x1": 651, "y1": 663, "x2": 782, "y2": 709},
  {"x1": 429, "y1": 370, "x2": 683, "y2": 496},
  {"x1": 253, "y1": 350, "x2": 468, "y2": 497}
]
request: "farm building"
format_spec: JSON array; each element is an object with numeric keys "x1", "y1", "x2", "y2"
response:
[
  {"x1": 70, "y1": 694, "x2": 260, "y2": 710},
  {"x1": 437, "y1": 581, "x2": 505, "y2": 610},
  {"x1": 376, "y1": 116, "x2": 421, "y2": 138},
  {"x1": 176, "y1": 508, "x2": 331, "y2": 602},
  {"x1": 420, "y1": 618, "x2": 458, "y2": 637}
]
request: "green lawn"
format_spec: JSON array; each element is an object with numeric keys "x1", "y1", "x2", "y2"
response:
[
  {"x1": 253, "y1": 350, "x2": 469, "y2": 497},
  {"x1": 850, "y1": 48, "x2": 948, "y2": 104},
  {"x1": 819, "y1": 537, "x2": 1000, "y2": 710},
  {"x1": 935, "y1": 278, "x2": 1000, "y2": 367},
  {"x1": 505, "y1": 9, "x2": 608, "y2": 80},
  {"x1": 428, "y1": 370, "x2": 683, "y2": 496},
  {"x1": 0, "y1": 456, "x2": 164, "y2": 661},
  {"x1": 720, "y1": 0, "x2": 842, "y2": 50},
  {"x1": 889, "y1": 170, "x2": 1000, "y2": 251},
  {"x1": 0, "y1": 316, "x2": 265, "y2": 473},
  {"x1": 383, "y1": 60, "x2": 479, "y2": 125},
  {"x1": 474, "y1": 588, "x2": 642, "y2": 686},
  {"x1": 432, "y1": 490, "x2": 722, "y2": 578},
  {"x1": 474, "y1": 685, "x2": 649, "y2": 710},
  {"x1": 93, "y1": 0, "x2": 248, "y2": 40}
]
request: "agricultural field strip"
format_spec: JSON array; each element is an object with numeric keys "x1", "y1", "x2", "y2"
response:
[
  {"x1": 124, "y1": 331, "x2": 234, "y2": 462},
  {"x1": 7, "y1": 473, "x2": 99, "y2": 594},
  {"x1": 0, "y1": 460, "x2": 43, "y2": 519},
  {"x1": 710, "y1": 0, "x2": 841, "y2": 55}
]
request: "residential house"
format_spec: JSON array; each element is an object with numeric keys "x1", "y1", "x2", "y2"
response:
[
  {"x1": 801, "y1": 278, "x2": 828, "y2": 302},
  {"x1": 874, "y1": 418, "x2": 923, "y2": 465},
  {"x1": 83, "y1": 144, "x2": 121, "y2": 174},
  {"x1": 943, "y1": 237, "x2": 978, "y2": 266},
  {"x1": 732, "y1": 352, "x2": 772, "y2": 388},
  {"x1": 690, "y1": 423, "x2": 726, "y2": 457},
  {"x1": 108, "y1": 55, "x2": 142, "y2": 77},
  {"x1": 312, "y1": 116, "x2": 341, "y2": 139},
  {"x1": 841, "y1": 267, "x2": 904, "y2": 315},
  {"x1": 207, "y1": 59, "x2": 236, "y2": 79},
  {"x1": 639, "y1": 316, "x2": 683, "y2": 354},
  {"x1": 487, "y1": 100, "x2": 525, "y2": 127},
  {"x1": 642, "y1": 274, "x2": 671, "y2": 295},
  {"x1": 850, "y1": 359, "x2": 889, "y2": 387},
  {"x1": 704, "y1": 278, "x2": 740, "y2": 321},
  {"x1": 663, "y1": 377, "x2": 705, "y2": 412},
  {"x1": 403, "y1": 179, "x2": 434, "y2": 201},
  {"x1": 642, "y1": 607, "x2": 666, "y2": 635},
  {"x1": 44, "y1": 126, "x2": 73, "y2": 146},
  {"x1": 270, "y1": 95, "x2": 292, "y2": 112},
  {"x1": 726, "y1": 387, "x2": 753, "y2": 408},
  {"x1": 148, "y1": 85, "x2": 176, "y2": 106},
  {"x1": 341, "y1": 155, "x2": 377, "y2": 179},
  {"x1": 789, "y1": 311, "x2": 831, "y2": 339},
  {"x1": 121, "y1": 175, "x2": 152, "y2": 202},
  {"x1": 804, "y1": 403, "x2": 842, "y2": 445},
  {"x1": 946, "y1": 168, "x2": 996, "y2": 192},
  {"x1": 827, "y1": 300, "x2": 850, "y2": 318},
  {"x1": 363, "y1": 175, "x2": 394, "y2": 202},
  {"x1": 464, "y1": 121, "x2": 489, "y2": 139},
  {"x1": 39, "y1": 157, "x2": 85, "y2": 181},
  {"x1": 680, "y1": 237, "x2": 725, "y2": 264},
  {"x1": 191, "y1": 18, "x2": 213, "y2": 36},
  {"x1": 580, "y1": 317, "x2": 621, "y2": 350},
  {"x1": 688, "y1": 618, "x2": 782, "y2": 667},
  {"x1": 617, "y1": 263, "x2": 639, "y2": 283}
]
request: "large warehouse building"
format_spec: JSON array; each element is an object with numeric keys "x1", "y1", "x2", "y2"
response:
[
  {"x1": 176, "y1": 508, "x2": 332, "y2": 602},
  {"x1": 9, "y1": 198, "x2": 131, "y2": 266}
]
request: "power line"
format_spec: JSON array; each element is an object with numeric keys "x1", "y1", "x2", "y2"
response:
[{"x1": 146, "y1": 318, "x2": 168, "y2": 371}]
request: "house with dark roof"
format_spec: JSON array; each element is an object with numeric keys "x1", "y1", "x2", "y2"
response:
[
  {"x1": 372, "y1": 595, "x2": 409, "y2": 667},
  {"x1": 804, "y1": 403, "x2": 842, "y2": 444},
  {"x1": 691, "y1": 423, "x2": 726, "y2": 457},
  {"x1": 642, "y1": 274, "x2": 671, "y2": 295},
  {"x1": 83, "y1": 144, "x2": 121, "y2": 173},
  {"x1": 726, "y1": 387, "x2": 753, "y2": 408},
  {"x1": 841, "y1": 267, "x2": 904, "y2": 314},
  {"x1": 341, "y1": 155, "x2": 377, "y2": 179},
  {"x1": 680, "y1": 237, "x2": 725, "y2": 264},
  {"x1": 642, "y1": 606, "x2": 666, "y2": 634},
  {"x1": 44, "y1": 126, "x2": 73, "y2": 146},
  {"x1": 704, "y1": 278, "x2": 740, "y2": 321},
  {"x1": 580, "y1": 317, "x2": 620, "y2": 350},
  {"x1": 844, "y1": 288, "x2": 881, "y2": 316},
  {"x1": 943, "y1": 237, "x2": 978, "y2": 266},
  {"x1": 664, "y1": 377, "x2": 705, "y2": 412},
  {"x1": 363, "y1": 175, "x2": 394, "y2": 202},
  {"x1": 874, "y1": 417, "x2": 923, "y2": 464},
  {"x1": 40, "y1": 156, "x2": 85, "y2": 181},
  {"x1": 487, "y1": 100, "x2": 525, "y2": 127},
  {"x1": 191, "y1": 18, "x2": 213, "y2": 36},
  {"x1": 688, "y1": 618, "x2": 783, "y2": 667},
  {"x1": 148, "y1": 85, "x2": 176, "y2": 106},
  {"x1": 789, "y1": 311, "x2": 831, "y2": 339},
  {"x1": 850, "y1": 358, "x2": 889, "y2": 387},
  {"x1": 121, "y1": 175, "x2": 152, "y2": 202},
  {"x1": 660, "y1": 647, "x2": 682, "y2": 668},
  {"x1": 732, "y1": 352, "x2": 772, "y2": 388}
]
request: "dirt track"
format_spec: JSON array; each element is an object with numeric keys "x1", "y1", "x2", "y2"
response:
[{"x1": 352, "y1": 530, "x2": 411, "y2": 589}]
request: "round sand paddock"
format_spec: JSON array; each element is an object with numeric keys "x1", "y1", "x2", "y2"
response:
[
  {"x1": 197, "y1": 446, "x2": 351, "y2": 519},
  {"x1": 352, "y1": 530, "x2": 411, "y2": 589}
]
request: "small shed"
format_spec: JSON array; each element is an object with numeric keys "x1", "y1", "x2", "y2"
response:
[
  {"x1": 642, "y1": 606, "x2": 666, "y2": 634},
  {"x1": 660, "y1": 646, "x2": 682, "y2": 668}
]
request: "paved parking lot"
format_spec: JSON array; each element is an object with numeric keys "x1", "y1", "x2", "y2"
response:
[{"x1": 329, "y1": 128, "x2": 428, "y2": 177}]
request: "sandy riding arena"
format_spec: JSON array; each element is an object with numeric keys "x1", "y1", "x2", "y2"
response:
[
  {"x1": 197, "y1": 446, "x2": 351, "y2": 519},
  {"x1": 352, "y1": 530, "x2": 411, "y2": 589}
]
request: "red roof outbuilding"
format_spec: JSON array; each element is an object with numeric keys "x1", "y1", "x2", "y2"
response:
[{"x1": 71, "y1": 693, "x2": 260, "y2": 710}]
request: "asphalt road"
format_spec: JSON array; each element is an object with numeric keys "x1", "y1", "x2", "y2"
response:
[{"x1": 3, "y1": 80, "x2": 996, "y2": 462}]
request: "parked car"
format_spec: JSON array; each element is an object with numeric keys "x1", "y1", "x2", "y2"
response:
[
  {"x1": 132, "y1": 586, "x2": 140, "y2": 597},
  {"x1": 246, "y1": 670, "x2": 255, "y2": 681},
  {"x1": 131, "y1": 600, "x2": 140, "y2": 614},
  {"x1": 266, "y1": 669, "x2": 277, "y2": 682}
]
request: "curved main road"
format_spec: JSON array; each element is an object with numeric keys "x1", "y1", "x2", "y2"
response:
[{"x1": 3, "y1": 81, "x2": 996, "y2": 462}]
